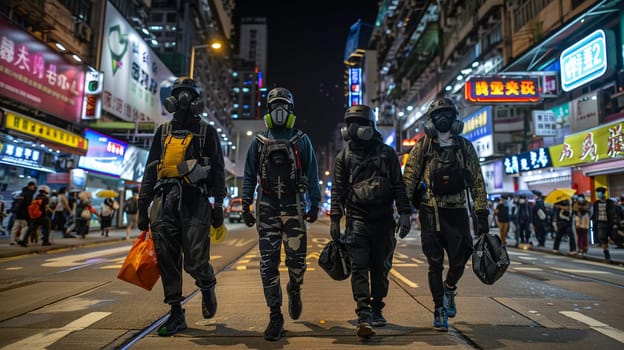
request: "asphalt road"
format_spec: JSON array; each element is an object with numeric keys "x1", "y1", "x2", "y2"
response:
[{"x1": 1, "y1": 217, "x2": 623, "y2": 350}]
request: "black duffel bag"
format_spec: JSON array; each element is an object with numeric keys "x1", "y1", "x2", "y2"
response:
[
  {"x1": 472, "y1": 233, "x2": 510, "y2": 285},
  {"x1": 319, "y1": 240, "x2": 351, "y2": 281}
]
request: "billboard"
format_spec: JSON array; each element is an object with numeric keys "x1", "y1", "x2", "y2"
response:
[
  {"x1": 348, "y1": 67, "x2": 362, "y2": 106},
  {"x1": 464, "y1": 76, "x2": 541, "y2": 103},
  {"x1": 78, "y1": 128, "x2": 127, "y2": 177},
  {"x1": 101, "y1": 2, "x2": 176, "y2": 124},
  {"x1": 462, "y1": 106, "x2": 493, "y2": 157},
  {"x1": 0, "y1": 16, "x2": 85, "y2": 122},
  {"x1": 560, "y1": 29, "x2": 612, "y2": 92}
]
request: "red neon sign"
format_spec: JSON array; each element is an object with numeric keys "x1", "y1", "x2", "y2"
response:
[{"x1": 464, "y1": 76, "x2": 542, "y2": 103}]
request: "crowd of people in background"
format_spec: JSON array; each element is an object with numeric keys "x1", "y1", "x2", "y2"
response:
[
  {"x1": 0, "y1": 181, "x2": 139, "y2": 246},
  {"x1": 491, "y1": 188, "x2": 624, "y2": 262}
]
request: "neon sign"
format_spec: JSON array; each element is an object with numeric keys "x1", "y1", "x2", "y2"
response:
[
  {"x1": 464, "y1": 76, "x2": 541, "y2": 103},
  {"x1": 349, "y1": 67, "x2": 361, "y2": 106},
  {"x1": 560, "y1": 29, "x2": 608, "y2": 92},
  {"x1": 504, "y1": 148, "x2": 552, "y2": 175}
]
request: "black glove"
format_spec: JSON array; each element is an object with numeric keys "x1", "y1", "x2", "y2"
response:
[
  {"x1": 397, "y1": 213, "x2": 411, "y2": 238},
  {"x1": 330, "y1": 215, "x2": 341, "y2": 241},
  {"x1": 211, "y1": 205, "x2": 224, "y2": 228},
  {"x1": 476, "y1": 209, "x2": 490, "y2": 235},
  {"x1": 242, "y1": 201, "x2": 256, "y2": 227},
  {"x1": 138, "y1": 207, "x2": 149, "y2": 232},
  {"x1": 305, "y1": 206, "x2": 319, "y2": 223}
]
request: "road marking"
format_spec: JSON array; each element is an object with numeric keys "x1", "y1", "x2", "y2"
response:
[
  {"x1": 236, "y1": 265, "x2": 247, "y2": 270},
  {"x1": 560, "y1": 311, "x2": 624, "y2": 343},
  {"x1": 392, "y1": 263, "x2": 420, "y2": 267},
  {"x1": 410, "y1": 257, "x2": 424, "y2": 264},
  {"x1": 1, "y1": 312, "x2": 111, "y2": 350},
  {"x1": 42, "y1": 246, "x2": 130, "y2": 267},
  {"x1": 4, "y1": 267, "x2": 23, "y2": 271},
  {"x1": 390, "y1": 268, "x2": 418, "y2": 288},
  {"x1": 551, "y1": 268, "x2": 610, "y2": 274},
  {"x1": 511, "y1": 267, "x2": 543, "y2": 271}
]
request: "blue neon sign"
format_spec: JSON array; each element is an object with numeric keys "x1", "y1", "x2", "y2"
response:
[
  {"x1": 349, "y1": 67, "x2": 362, "y2": 106},
  {"x1": 560, "y1": 29, "x2": 608, "y2": 92}
]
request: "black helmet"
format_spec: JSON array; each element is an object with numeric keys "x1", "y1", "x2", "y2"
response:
[
  {"x1": 427, "y1": 97, "x2": 459, "y2": 118},
  {"x1": 344, "y1": 104, "x2": 376, "y2": 128},
  {"x1": 267, "y1": 87, "x2": 294, "y2": 106},
  {"x1": 171, "y1": 76, "x2": 201, "y2": 97}
]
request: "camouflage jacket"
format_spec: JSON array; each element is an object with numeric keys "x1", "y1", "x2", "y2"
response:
[{"x1": 403, "y1": 135, "x2": 488, "y2": 212}]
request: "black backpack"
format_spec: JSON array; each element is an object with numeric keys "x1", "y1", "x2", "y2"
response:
[
  {"x1": 345, "y1": 143, "x2": 393, "y2": 206},
  {"x1": 256, "y1": 129, "x2": 304, "y2": 196}
]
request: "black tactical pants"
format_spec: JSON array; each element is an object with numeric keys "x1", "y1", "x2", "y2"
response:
[
  {"x1": 256, "y1": 194, "x2": 307, "y2": 309},
  {"x1": 419, "y1": 205, "x2": 473, "y2": 309},
  {"x1": 150, "y1": 184, "x2": 216, "y2": 306},
  {"x1": 344, "y1": 217, "x2": 396, "y2": 320},
  {"x1": 554, "y1": 220, "x2": 576, "y2": 252}
]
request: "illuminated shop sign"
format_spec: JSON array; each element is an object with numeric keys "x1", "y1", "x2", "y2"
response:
[
  {"x1": 560, "y1": 29, "x2": 609, "y2": 92},
  {"x1": 550, "y1": 119, "x2": 624, "y2": 167},
  {"x1": 82, "y1": 70, "x2": 104, "y2": 120},
  {"x1": 504, "y1": 147, "x2": 553, "y2": 175},
  {"x1": 3, "y1": 111, "x2": 88, "y2": 152},
  {"x1": 78, "y1": 128, "x2": 127, "y2": 177},
  {"x1": 0, "y1": 16, "x2": 86, "y2": 122},
  {"x1": 462, "y1": 106, "x2": 493, "y2": 157},
  {"x1": 464, "y1": 76, "x2": 541, "y2": 103},
  {"x1": 0, "y1": 142, "x2": 42, "y2": 169},
  {"x1": 533, "y1": 110, "x2": 557, "y2": 136},
  {"x1": 349, "y1": 67, "x2": 362, "y2": 106}
]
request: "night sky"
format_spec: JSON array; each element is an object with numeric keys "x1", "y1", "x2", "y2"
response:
[{"x1": 233, "y1": 1, "x2": 380, "y2": 147}]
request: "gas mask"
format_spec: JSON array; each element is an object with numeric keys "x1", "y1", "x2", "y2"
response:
[
  {"x1": 432, "y1": 109, "x2": 457, "y2": 133},
  {"x1": 270, "y1": 104, "x2": 290, "y2": 126},
  {"x1": 264, "y1": 101, "x2": 296, "y2": 128},
  {"x1": 163, "y1": 89, "x2": 204, "y2": 115},
  {"x1": 340, "y1": 122, "x2": 374, "y2": 142}
]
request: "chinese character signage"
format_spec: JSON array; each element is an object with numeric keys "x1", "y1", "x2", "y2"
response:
[
  {"x1": 0, "y1": 17, "x2": 86, "y2": 122},
  {"x1": 560, "y1": 29, "x2": 611, "y2": 92},
  {"x1": 348, "y1": 67, "x2": 361, "y2": 106},
  {"x1": 2, "y1": 111, "x2": 88, "y2": 152},
  {"x1": 462, "y1": 106, "x2": 493, "y2": 157},
  {"x1": 550, "y1": 119, "x2": 624, "y2": 167},
  {"x1": 464, "y1": 76, "x2": 541, "y2": 103},
  {"x1": 569, "y1": 91, "x2": 601, "y2": 133},
  {"x1": 101, "y1": 2, "x2": 175, "y2": 124},
  {"x1": 504, "y1": 147, "x2": 553, "y2": 175},
  {"x1": 533, "y1": 110, "x2": 557, "y2": 136},
  {"x1": 0, "y1": 142, "x2": 42, "y2": 169},
  {"x1": 78, "y1": 129, "x2": 127, "y2": 177},
  {"x1": 82, "y1": 70, "x2": 103, "y2": 120}
]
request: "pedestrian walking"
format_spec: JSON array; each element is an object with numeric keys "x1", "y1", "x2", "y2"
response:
[
  {"x1": 123, "y1": 191, "x2": 139, "y2": 240},
  {"x1": 591, "y1": 187, "x2": 618, "y2": 262},
  {"x1": 9, "y1": 181, "x2": 36, "y2": 245},
  {"x1": 241, "y1": 87, "x2": 322, "y2": 341},
  {"x1": 494, "y1": 196, "x2": 510, "y2": 245},
  {"x1": 574, "y1": 194, "x2": 590, "y2": 255},
  {"x1": 330, "y1": 104, "x2": 411, "y2": 338}
]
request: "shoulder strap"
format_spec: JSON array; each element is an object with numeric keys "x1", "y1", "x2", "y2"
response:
[
  {"x1": 160, "y1": 121, "x2": 172, "y2": 145},
  {"x1": 348, "y1": 143, "x2": 384, "y2": 184}
]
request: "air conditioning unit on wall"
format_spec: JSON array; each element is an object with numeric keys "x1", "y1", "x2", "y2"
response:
[{"x1": 74, "y1": 21, "x2": 92, "y2": 43}]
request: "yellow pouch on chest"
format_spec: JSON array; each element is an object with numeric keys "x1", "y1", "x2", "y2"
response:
[{"x1": 158, "y1": 132, "x2": 193, "y2": 179}]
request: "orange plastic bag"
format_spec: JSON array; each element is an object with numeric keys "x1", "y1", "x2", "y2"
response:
[{"x1": 117, "y1": 230, "x2": 160, "y2": 291}]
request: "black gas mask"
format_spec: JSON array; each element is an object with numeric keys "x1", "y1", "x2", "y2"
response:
[
  {"x1": 340, "y1": 122, "x2": 374, "y2": 142},
  {"x1": 163, "y1": 89, "x2": 204, "y2": 115},
  {"x1": 432, "y1": 109, "x2": 457, "y2": 133}
]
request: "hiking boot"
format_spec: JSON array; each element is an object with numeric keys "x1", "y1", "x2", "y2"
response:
[
  {"x1": 287, "y1": 281, "x2": 302, "y2": 320},
  {"x1": 157, "y1": 307, "x2": 186, "y2": 337},
  {"x1": 433, "y1": 307, "x2": 448, "y2": 331},
  {"x1": 201, "y1": 286, "x2": 217, "y2": 319},
  {"x1": 443, "y1": 284, "x2": 457, "y2": 318},
  {"x1": 356, "y1": 316, "x2": 376, "y2": 338},
  {"x1": 264, "y1": 313, "x2": 284, "y2": 341},
  {"x1": 371, "y1": 309, "x2": 387, "y2": 327}
]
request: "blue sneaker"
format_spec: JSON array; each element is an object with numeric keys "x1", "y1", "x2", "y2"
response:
[
  {"x1": 433, "y1": 307, "x2": 448, "y2": 331},
  {"x1": 443, "y1": 285, "x2": 457, "y2": 318}
]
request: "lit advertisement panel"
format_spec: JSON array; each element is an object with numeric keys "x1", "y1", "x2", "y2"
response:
[
  {"x1": 560, "y1": 30, "x2": 610, "y2": 92},
  {"x1": 462, "y1": 106, "x2": 493, "y2": 158},
  {"x1": 101, "y1": 2, "x2": 176, "y2": 124},
  {"x1": 0, "y1": 16, "x2": 85, "y2": 122},
  {"x1": 78, "y1": 129, "x2": 127, "y2": 177},
  {"x1": 504, "y1": 148, "x2": 553, "y2": 175},
  {"x1": 464, "y1": 76, "x2": 541, "y2": 103},
  {"x1": 349, "y1": 67, "x2": 361, "y2": 106},
  {"x1": 550, "y1": 119, "x2": 624, "y2": 167}
]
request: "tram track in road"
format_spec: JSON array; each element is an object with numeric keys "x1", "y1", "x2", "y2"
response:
[
  {"x1": 509, "y1": 250, "x2": 624, "y2": 289},
  {"x1": 117, "y1": 240, "x2": 261, "y2": 350}
]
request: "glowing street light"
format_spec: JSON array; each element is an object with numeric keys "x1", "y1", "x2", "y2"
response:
[{"x1": 190, "y1": 40, "x2": 223, "y2": 78}]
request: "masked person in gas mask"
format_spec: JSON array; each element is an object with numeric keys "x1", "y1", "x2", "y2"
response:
[
  {"x1": 241, "y1": 87, "x2": 321, "y2": 341},
  {"x1": 403, "y1": 97, "x2": 488, "y2": 332},
  {"x1": 330, "y1": 105, "x2": 411, "y2": 338},
  {"x1": 138, "y1": 77, "x2": 226, "y2": 337}
]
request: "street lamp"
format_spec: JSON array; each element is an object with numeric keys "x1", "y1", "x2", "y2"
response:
[{"x1": 189, "y1": 40, "x2": 223, "y2": 79}]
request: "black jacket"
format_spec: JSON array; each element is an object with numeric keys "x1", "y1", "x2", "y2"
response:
[{"x1": 330, "y1": 135, "x2": 410, "y2": 220}]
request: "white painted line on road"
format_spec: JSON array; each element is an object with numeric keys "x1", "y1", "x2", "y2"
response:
[
  {"x1": 390, "y1": 268, "x2": 418, "y2": 288},
  {"x1": 392, "y1": 263, "x2": 420, "y2": 267},
  {"x1": 1, "y1": 312, "x2": 111, "y2": 350},
  {"x1": 4, "y1": 267, "x2": 23, "y2": 271},
  {"x1": 560, "y1": 311, "x2": 624, "y2": 343},
  {"x1": 42, "y1": 246, "x2": 130, "y2": 267},
  {"x1": 511, "y1": 267, "x2": 543, "y2": 271},
  {"x1": 410, "y1": 257, "x2": 425, "y2": 264},
  {"x1": 551, "y1": 268, "x2": 610, "y2": 274}
]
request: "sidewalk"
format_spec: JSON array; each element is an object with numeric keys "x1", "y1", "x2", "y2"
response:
[
  {"x1": 0, "y1": 227, "x2": 138, "y2": 259},
  {"x1": 490, "y1": 226, "x2": 624, "y2": 265}
]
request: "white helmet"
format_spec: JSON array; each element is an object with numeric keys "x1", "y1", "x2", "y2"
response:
[{"x1": 37, "y1": 185, "x2": 50, "y2": 194}]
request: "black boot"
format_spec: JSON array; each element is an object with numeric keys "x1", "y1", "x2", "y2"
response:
[
  {"x1": 604, "y1": 249, "x2": 611, "y2": 263},
  {"x1": 287, "y1": 281, "x2": 302, "y2": 320},
  {"x1": 264, "y1": 312, "x2": 284, "y2": 341},
  {"x1": 157, "y1": 305, "x2": 186, "y2": 337},
  {"x1": 202, "y1": 285, "x2": 217, "y2": 319}
]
